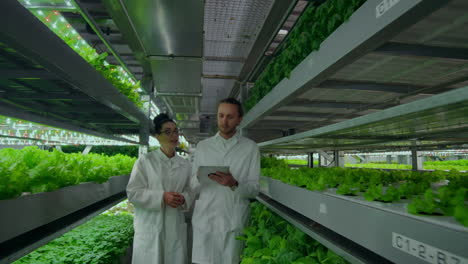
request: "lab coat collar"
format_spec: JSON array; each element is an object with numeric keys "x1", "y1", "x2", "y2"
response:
[
  {"x1": 214, "y1": 130, "x2": 240, "y2": 143},
  {"x1": 154, "y1": 148, "x2": 183, "y2": 167}
]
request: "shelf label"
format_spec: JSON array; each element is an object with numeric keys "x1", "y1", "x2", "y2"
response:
[
  {"x1": 376, "y1": 0, "x2": 400, "y2": 18},
  {"x1": 392, "y1": 233, "x2": 467, "y2": 264},
  {"x1": 319, "y1": 203, "x2": 327, "y2": 214}
]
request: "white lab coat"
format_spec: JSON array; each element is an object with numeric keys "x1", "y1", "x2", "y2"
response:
[
  {"x1": 127, "y1": 149, "x2": 192, "y2": 264},
  {"x1": 191, "y1": 132, "x2": 260, "y2": 264}
]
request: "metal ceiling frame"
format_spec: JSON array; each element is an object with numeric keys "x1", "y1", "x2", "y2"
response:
[{"x1": 102, "y1": 0, "x2": 203, "y2": 144}]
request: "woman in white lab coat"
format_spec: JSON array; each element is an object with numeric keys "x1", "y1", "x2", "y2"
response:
[{"x1": 127, "y1": 113, "x2": 192, "y2": 264}]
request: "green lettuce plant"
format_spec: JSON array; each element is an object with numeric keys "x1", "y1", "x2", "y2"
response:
[
  {"x1": 238, "y1": 202, "x2": 348, "y2": 264},
  {"x1": 14, "y1": 213, "x2": 134, "y2": 264},
  {"x1": 260, "y1": 158, "x2": 468, "y2": 226},
  {"x1": 245, "y1": 0, "x2": 367, "y2": 111},
  {"x1": 25, "y1": 8, "x2": 142, "y2": 108},
  {"x1": 0, "y1": 147, "x2": 136, "y2": 200}
]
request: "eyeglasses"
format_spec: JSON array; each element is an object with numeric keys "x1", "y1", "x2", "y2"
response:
[{"x1": 161, "y1": 129, "x2": 179, "y2": 136}]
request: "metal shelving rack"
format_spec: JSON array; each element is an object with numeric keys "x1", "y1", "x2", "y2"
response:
[
  {"x1": 258, "y1": 83, "x2": 468, "y2": 153},
  {"x1": 0, "y1": 0, "x2": 145, "y2": 261},
  {"x1": 254, "y1": 84, "x2": 468, "y2": 263},
  {"x1": 259, "y1": 177, "x2": 468, "y2": 264},
  {"x1": 0, "y1": 0, "x2": 150, "y2": 142},
  {"x1": 240, "y1": 0, "x2": 468, "y2": 144},
  {"x1": 239, "y1": 0, "x2": 468, "y2": 263},
  {"x1": 0, "y1": 175, "x2": 129, "y2": 264}
]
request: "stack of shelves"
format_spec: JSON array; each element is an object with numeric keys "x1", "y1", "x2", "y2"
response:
[
  {"x1": 0, "y1": 0, "x2": 145, "y2": 261},
  {"x1": 0, "y1": 175, "x2": 129, "y2": 264},
  {"x1": 0, "y1": 0, "x2": 149, "y2": 140},
  {"x1": 259, "y1": 177, "x2": 467, "y2": 264},
  {"x1": 242, "y1": 0, "x2": 468, "y2": 263},
  {"x1": 241, "y1": 0, "x2": 468, "y2": 145}
]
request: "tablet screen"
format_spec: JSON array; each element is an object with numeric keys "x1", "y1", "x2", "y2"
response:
[{"x1": 197, "y1": 166, "x2": 230, "y2": 185}]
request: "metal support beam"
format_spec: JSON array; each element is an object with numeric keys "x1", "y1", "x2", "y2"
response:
[
  {"x1": 411, "y1": 148, "x2": 423, "y2": 171},
  {"x1": 239, "y1": 82, "x2": 248, "y2": 104},
  {"x1": 23, "y1": 4, "x2": 76, "y2": 11},
  {"x1": 319, "y1": 80, "x2": 420, "y2": 94},
  {"x1": 1, "y1": 93, "x2": 90, "y2": 101},
  {"x1": 138, "y1": 124, "x2": 149, "y2": 157},
  {"x1": 317, "y1": 150, "x2": 335, "y2": 167},
  {"x1": 154, "y1": 92, "x2": 202, "y2": 97},
  {"x1": 307, "y1": 152, "x2": 314, "y2": 168},
  {"x1": 386, "y1": 155, "x2": 392, "y2": 164},
  {"x1": 202, "y1": 74, "x2": 238, "y2": 80},
  {"x1": 356, "y1": 155, "x2": 366, "y2": 163},
  {"x1": 0, "y1": 69, "x2": 58, "y2": 79},
  {"x1": 273, "y1": 111, "x2": 359, "y2": 119},
  {"x1": 204, "y1": 56, "x2": 245, "y2": 63},
  {"x1": 292, "y1": 99, "x2": 396, "y2": 110},
  {"x1": 82, "y1": 145, "x2": 93, "y2": 155},
  {"x1": 375, "y1": 42, "x2": 468, "y2": 60},
  {"x1": 334, "y1": 150, "x2": 344, "y2": 167},
  {"x1": 318, "y1": 150, "x2": 333, "y2": 163}
]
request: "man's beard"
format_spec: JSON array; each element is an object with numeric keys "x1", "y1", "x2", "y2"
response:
[{"x1": 220, "y1": 125, "x2": 235, "y2": 135}]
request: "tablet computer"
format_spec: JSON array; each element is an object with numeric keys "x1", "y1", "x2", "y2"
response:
[{"x1": 197, "y1": 166, "x2": 230, "y2": 185}]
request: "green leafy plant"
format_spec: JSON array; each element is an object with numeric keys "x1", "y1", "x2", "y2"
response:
[
  {"x1": 261, "y1": 157, "x2": 290, "y2": 169},
  {"x1": 0, "y1": 147, "x2": 136, "y2": 200},
  {"x1": 245, "y1": 0, "x2": 367, "y2": 111},
  {"x1": 26, "y1": 8, "x2": 142, "y2": 108},
  {"x1": 61, "y1": 145, "x2": 140, "y2": 158},
  {"x1": 262, "y1": 166, "x2": 468, "y2": 226},
  {"x1": 238, "y1": 202, "x2": 348, "y2": 264},
  {"x1": 285, "y1": 159, "x2": 309, "y2": 166},
  {"x1": 14, "y1": 213, "x2": 134, "y2": 264},
  {"x1": 364, "y1": 184, "x2": 401, "y2": 202},
  {"x1": 345, "y1": 160, "x2": 468, "y2": 171},
  {"x1": 407, "y1": 189, "x2": 440, "y2": 215}
]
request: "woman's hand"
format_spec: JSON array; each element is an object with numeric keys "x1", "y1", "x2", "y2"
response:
[{"x1": 163, "y1": 192, "x2": 185, "y2": 208}]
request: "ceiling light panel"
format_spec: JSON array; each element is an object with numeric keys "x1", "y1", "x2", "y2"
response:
[{"x1": 204, "y1": 0, "x2": 274, "y2": 58}]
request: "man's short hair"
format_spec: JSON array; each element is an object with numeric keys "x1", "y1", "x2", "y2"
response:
[{"x1": 218, "y1": 98, "x2": 244, "y2": 117}]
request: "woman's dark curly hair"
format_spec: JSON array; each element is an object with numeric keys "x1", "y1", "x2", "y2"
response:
[{"x1": 153, "y1": 113, "x2": 175, "y2": 134}]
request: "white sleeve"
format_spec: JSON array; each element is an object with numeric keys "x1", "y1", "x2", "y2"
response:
[
  {"x1": 235, "y1": 146, "x2": 260, "y2": 199},
  {"x1": 181, "y1": 150, "x2": 201, "y2": 211},
  {"x1": 126, "y1": 158, "x2": 164, "y2": 211}
]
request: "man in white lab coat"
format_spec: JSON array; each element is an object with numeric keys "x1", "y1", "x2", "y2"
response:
[{"x1": 191, "y1": 98, "x2": 260, "y2": 264}]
